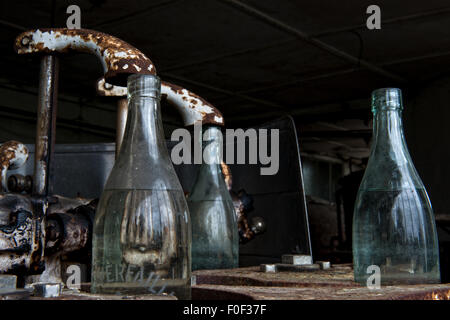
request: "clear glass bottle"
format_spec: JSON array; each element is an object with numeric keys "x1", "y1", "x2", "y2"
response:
[
  {"x1": 187, "y1": 125, "x2": 239, "y2": 270},
  {"x1": 91, "y1": 74, "x2": 191, "y2": 299},
  {"x1": 353, "y1": 88, "x2": 440, "y2": 285}
]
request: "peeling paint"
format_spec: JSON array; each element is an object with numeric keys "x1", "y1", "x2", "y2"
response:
[{"x1": 14, "y1": 28, "x2": 156, "y2": 86}]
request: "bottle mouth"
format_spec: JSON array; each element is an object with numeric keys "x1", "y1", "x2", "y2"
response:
[
  {"x1": 127, "y1": 74, "x2": 161, "y2": 99},
  {"x1": 371, "y1": 88, "x2": 403, "y2": 112}
]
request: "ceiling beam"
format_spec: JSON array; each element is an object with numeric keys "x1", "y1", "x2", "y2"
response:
[
  {"x1": 218, "y1": 0, "x2": 406, "y2": 83},
  {"x1": 160, "y1": 72, "x2": 291, "y2": 112},
  {"x1": 89, "y1": 0, "x2": 183, "y2": 29},
  {"x1": 314, "y1": 6, "x2": 450, "y2": 38},
  {"x1": 235, "y1": 49, "x2": 450, "y2": 95},
  {"x1": 160, "y1": 6, "x2": 450, "y2": 72},
  {"x1": 159, "y1": 38, "x2": 293, "y2": 72}
]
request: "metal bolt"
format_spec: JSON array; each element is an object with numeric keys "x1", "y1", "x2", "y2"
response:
[
  {"x1": 30, "y1": 282, "x2": 62, "y2": 298},
  {"x1": 260, "y1": 264, "x2": 277, "y2": 273},
  {"x1": 103, "y1": 82, "x2": 114, "y2": 90},
  {"x1": 316, "y1": 261, "x2": 331, "y2": 270},
  {"x1": 21, "y1": 36, "x2": 30, "y2": 46},
  {"x1": 281, "y1": 254, "x2": 313, "y2": 265}
]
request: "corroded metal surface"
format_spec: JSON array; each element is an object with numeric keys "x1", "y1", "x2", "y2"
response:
[
  {"x1": 221, "y1": 162, "x2": 232, "y2": 190},
  {"x1": 34, "y1": 55, "x2": 58, "y2": 198},
  {"x1": 95, "y1": 77, "x2": 224, "y2": 126},
  {"x1": 0, "y1": 141, "x2": 28, "y2": 192},
  {"x1": 14, "y1": 28, "x2": 156, "y2": 86},
  {"x1": 161, "y1": 81, "x2": 224, "y2": 126},
  {"x1": 96, "y1": 78, "x2": 128, "y2": 157},
  {"x1": 7, "y1": 174, "x2": 33, "y2": 194},
  {"x1": 96, "y1": 77, "x2": 128, "y2": 97},
  {"x1": 0, "y1": 194, "x2": 94, "y2": 277},
  {"x1": 192, "y1": 266, "x2": 450, "y2": 300},
  {"x1": 221, "y1": 162, "x2": 265, "y2": 244}
]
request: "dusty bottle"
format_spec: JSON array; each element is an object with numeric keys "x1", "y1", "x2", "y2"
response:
[
  {"x1": 91, "y1": 74, "x2": 191, "y2": 298},
  {"x1": 187, "y1": 125, "x2": 239, "y2": 270},
  {"x1": 353, "y1": 88, "x2": 440, "y2": 285}
]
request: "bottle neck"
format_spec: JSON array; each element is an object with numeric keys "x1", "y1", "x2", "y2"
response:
[
  {"x1": 105, "y1": 74, "x2": 181, "y2": 191},
  {"x1": 189, "y1": 126, "x2": 230, "y2": 201},
  {"x1": 202, "y1": 126, "x2": 223, "y2": 165},
  {"x1": 119, "y1": 96, "x2": 168, "y2": 161},
  {"x1": 361, "y1": 88, "x2": 425, "y2": 191},
  {"x1": 200, "y1": 126, "x2": 224, "y2": 183},
  {"x1": 372, "y1": 109, "x2": 407, "y2": 154},
  {"x1": 370, "y1": 88, "x2": 409, "y2": 163}
]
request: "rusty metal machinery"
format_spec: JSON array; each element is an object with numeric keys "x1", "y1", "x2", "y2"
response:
[
  {"x1": 0, "y1": 28, "x2": 262, "y2": 293},
  {"x1": 0, "y1": 28, "x2": 159, "y2": 288}
]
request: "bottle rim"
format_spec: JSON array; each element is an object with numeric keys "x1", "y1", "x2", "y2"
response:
[
  {"x1": 127, "y1": 74, "x2": 161, "y2": 99},
  {"x1": 371, "y1": 88, "x2": 403, "y2": 112}
]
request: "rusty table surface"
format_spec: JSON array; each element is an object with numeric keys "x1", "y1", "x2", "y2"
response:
[
  {"x1": 3, "y1": 264, "x2": 449, "y2": 300},
  {"x1": 192, "y1": 264, "x2": 450, "y2": 300}
]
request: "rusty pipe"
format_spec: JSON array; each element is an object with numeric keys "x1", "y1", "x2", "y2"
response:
[
  {"x1": 161, "y1": 81, "x2": 224, "y2": 126},
  {"x1": 34, "y1": 56, "x2": 58, "y2": 198},
  {"x1": 96, "y1": 78, "x2": 224, "y2": 126},
  {"x1": 96, "y1": 78, "x2": 224, "y2": 159},
  {"x1": 14, "y1": 28, "x2": 156, "y2": 86}
]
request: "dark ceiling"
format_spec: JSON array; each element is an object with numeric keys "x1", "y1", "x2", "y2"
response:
[{"x1": 1, "y1": 0, "x2": 450, "y2": 161}]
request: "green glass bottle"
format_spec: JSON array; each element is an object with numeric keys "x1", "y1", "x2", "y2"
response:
[
  {"x1": 91, "y1": 74, "x2": 191, "y2": 299},
  {"x1": 187, "y1": 125, "x2": 239, "y2": 270},
  {"x1": 353, "y1": 88, "x2": 440, "y2": 285}
]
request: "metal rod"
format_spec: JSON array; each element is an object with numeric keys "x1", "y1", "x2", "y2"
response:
[
  {"x1": 116, "y1": 98, "x2": 128, "y2": 158},
  {"x1": 33, "y1": 55, "x2": 59, "y2": 197},
  {"x1": 218, "y1": 0, "x2": 406, "y2": 83}
]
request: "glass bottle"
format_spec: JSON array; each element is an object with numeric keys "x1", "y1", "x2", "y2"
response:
[
  {"x1": 91, "y1": 74, "x2": 191, "y2": 299},
  {"x1": 187, "y1": 125, "x2": 239, "y2": 270},
  {"x1": 353, "y1": 88, "x2": 440, "y2": 285}
]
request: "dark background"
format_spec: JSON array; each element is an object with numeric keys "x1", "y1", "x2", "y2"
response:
[{"x1": 1, "y1": 1, "x2": 450, "y2": 275}]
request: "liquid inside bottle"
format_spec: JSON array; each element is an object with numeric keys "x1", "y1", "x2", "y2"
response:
[
  {"x1": 188, "y1": 125, "x2": 239, "y2": 270},
  {"x1": 353, "y1": 88, "x2": 440, "y2": 285},
  {"x1": 92, "y1": 75, "x2": 191, "y2": 299}
]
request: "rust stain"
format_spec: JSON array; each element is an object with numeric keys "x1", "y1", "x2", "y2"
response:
[
  {"x1": 14, "y1": 28, "x2": 156, "y2": 86},
  {"x1": 162, "y1": 81, "x2": 224, "y2": 126},
  {"x1": 0, "y1": 141, "x2": 28, "y2": 191}
]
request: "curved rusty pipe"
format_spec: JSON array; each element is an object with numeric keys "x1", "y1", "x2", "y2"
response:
[
  {"x1": 14, "y1": 28, "x2": 156, "y2": 86},
  {"x1": 161, "y1": 82, "x2": 224, "y2": 126},
  {"x1": 97, "y1": 78, "x2": 224, "y2": 126},
  {"x1": 0, "y1": 141, "x2": 28, "y2": 192},
  {"x1": 96, "y1": 78, "x2": 224, "y2": 157}
]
